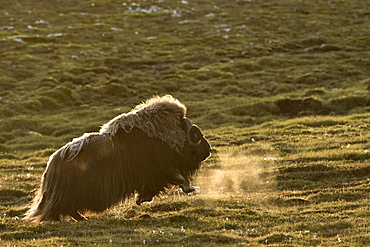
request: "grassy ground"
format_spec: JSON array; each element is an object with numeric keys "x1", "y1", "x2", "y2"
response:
[{"x1": 1, "y1": 0, "x2": 369, "y2": 246}]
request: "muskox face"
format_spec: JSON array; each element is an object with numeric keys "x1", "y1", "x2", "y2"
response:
[{"x1": 183, "y1": 118, "x2": 211, "y2": 163}]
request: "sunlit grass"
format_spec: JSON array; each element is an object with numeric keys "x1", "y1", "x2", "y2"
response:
[
  {"x1": 1, "y1": 113, "x2": 369, "y2": 245},
  {"x1": 1, "y1": 0, "x2": 370, "y2": 245}
]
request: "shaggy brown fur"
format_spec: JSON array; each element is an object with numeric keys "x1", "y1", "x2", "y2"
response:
[{"x1": 25, "y1": 95, "x2": 211, "y2": 222}]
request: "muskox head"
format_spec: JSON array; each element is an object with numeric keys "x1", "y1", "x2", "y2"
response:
[{"x1": 25, "y1": 95, "x2": 211, "y2": 222}]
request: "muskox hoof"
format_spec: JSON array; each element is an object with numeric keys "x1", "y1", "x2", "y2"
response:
[
  {"x1": 136, "y1": 196, "x2": 154, "y2": 206},
  {"x1": 181, "y1": 185, "x2": 195, "y2": 194}
]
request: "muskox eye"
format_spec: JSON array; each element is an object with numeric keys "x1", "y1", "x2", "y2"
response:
[{"x1": 189, "y1": 126, "x2": 202, "y2": 145}]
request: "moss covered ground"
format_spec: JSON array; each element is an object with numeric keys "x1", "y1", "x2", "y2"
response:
[{"x1": 0, "y1": 0, "x2": 369, "y2": 246}]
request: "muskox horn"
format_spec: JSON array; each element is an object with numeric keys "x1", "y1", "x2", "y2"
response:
[{"x1": 185, "y1": 118, "x2": 202, "y2": 146}]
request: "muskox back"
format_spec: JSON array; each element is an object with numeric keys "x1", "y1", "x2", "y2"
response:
[{"x1": 25, "y1": 95, "x2": 211, "y2": 221}]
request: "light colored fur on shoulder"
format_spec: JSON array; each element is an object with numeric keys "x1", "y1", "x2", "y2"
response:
[
  {"x1": 100, "y1": 95, "x2": 187, "y2": 152},
  {"x1": 59, "y1": 95, "x2": 187, "y2": 162}
]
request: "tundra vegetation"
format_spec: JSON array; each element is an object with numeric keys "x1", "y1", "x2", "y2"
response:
[{"x1": 0, "y1": 0, "x2": 369, "y2": 246}]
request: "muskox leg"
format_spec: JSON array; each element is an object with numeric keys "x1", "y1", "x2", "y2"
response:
[
  {"x1": 136, "y1": 193, "x2": 155, "y2": 205},
  {"x1": 136, "y1": 191, "x2": 158, "y2": 205},
  {"x1": 70, "y1": 211, "x2": 87, "y2": 221},
  {"x1": 173, "y1": 172, "x2": 195, "y2": 193}
]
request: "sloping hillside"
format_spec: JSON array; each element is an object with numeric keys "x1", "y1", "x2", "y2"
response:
[{"x1": 0, "y1": 0, "x2": 369, "y2": 246}]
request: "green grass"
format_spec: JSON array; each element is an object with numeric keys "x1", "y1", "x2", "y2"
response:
[
  {"x1": 1, "y1": 0, "x2": 370, "y2": 246},
  {"x1": 1, "y1": 114, "x2": 369, "y2": 246}
]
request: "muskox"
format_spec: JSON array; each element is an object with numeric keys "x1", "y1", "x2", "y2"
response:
[{"x1": 25, "y1": 95, "x2": 211, "y2": 221}]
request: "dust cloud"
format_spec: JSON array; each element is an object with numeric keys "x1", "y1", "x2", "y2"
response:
[{"x1": 194, "y1": 147, "x2": 278, "y2": 195}]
